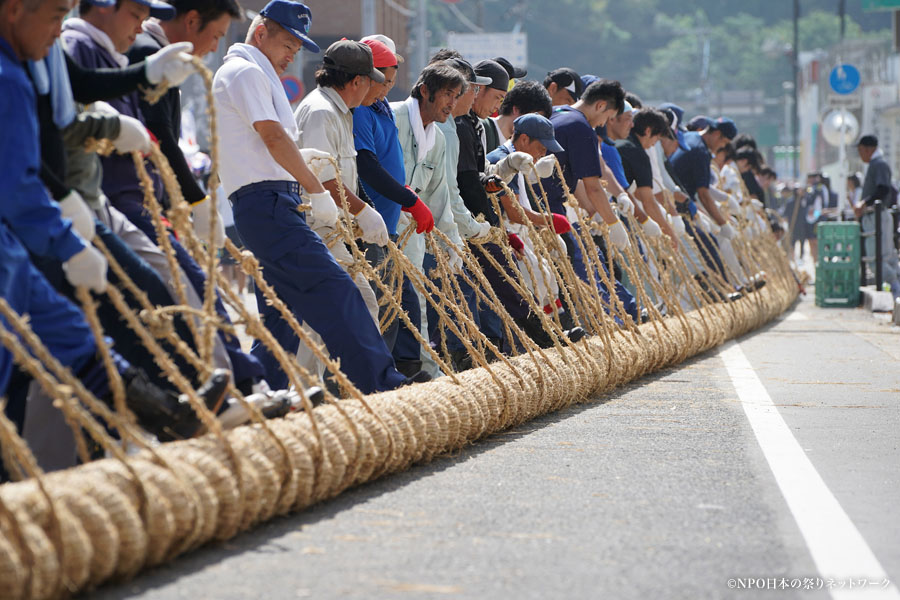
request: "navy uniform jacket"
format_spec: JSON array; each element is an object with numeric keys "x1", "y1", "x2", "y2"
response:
[{"x1": 0, "y1": 36, "x2": 84, "y2": 264}]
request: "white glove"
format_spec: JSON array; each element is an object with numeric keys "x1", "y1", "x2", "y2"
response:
[
  {"x1": 446, "y1": 246, "x2": 463, "y2": 273},
  {"x1": 495, "y1": 151, "x2": 534, "y2": 182},
  {"x1": 63, "y1": 245, "x2": 108, "y2": 293},
  {"x1": 751, "y1": 198, "x2": 764, "y2": 211},
  {"x1": 534, "y1": 155, "x2": 556, "y2": 179},
  {"x1": 642, "y1": 218, "x2": 662, "y2": 238},
  {"x1": 89, "y1": 101, "x2": 118, "y2": 116},
  {"x1": 300, "y1": 148, "x2": 333, "y2": 180},
  {"x1": 607, "y1": 219, "x2": 630, "y2": 250},
  {"x1": 469, "y1": 220, "x2": 492, "y2": 242},
  {"x1": 307, "y1": 190, "x2": 338, "y2": 227},
  {"x1": 669, "y1": 214, "x2": 686, "y2": 236},
  {"x1": 727, "y1": 195, "x2": 741, "y2": 215},
  {"x1": 695, "y1": 212, "x2": 711, "y2": 233},
  {"x1": 144, "y1": 42, "x2": 196, "y2": 86},
  {"x1": 113, "y1": 115, "x2": 151, "y2": 154},
  {"x1": 616, "y1": 193, "x2": 634, "y2": 216},
  {"x1": 59, "y1": 190, "x2": 95, "y2": 241},
  {"x1": 718, "y1": 222, "x2": 736, "y2": 240},
  {"x1": 192, "y1": 196, "x2": 225, "y2": 249},
  {"x1": 355, "y1": 204, "x2": 389, "y2": 246}
]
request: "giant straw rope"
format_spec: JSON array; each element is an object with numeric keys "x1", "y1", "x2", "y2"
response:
[{"x1": 0, "y1": 59, "x2": 799, "y2": 598}]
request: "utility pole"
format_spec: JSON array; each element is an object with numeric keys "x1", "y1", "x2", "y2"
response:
[
  {"x1": 361, "y1": 0, "x2": 376, "y2": 37},
  {"x1": 793, "y1": 0, "x2": 800, "y2": 181},
  {"x1": 415, "y1": 0, "x2": 427, "y2": 76},
  {"x1": 839, "y1": 0, "x2": 846, "y2": 41}
]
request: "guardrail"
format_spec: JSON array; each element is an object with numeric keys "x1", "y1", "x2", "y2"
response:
[{"x1": 860, "y1": 200, "x2": 900, "y2": 289}]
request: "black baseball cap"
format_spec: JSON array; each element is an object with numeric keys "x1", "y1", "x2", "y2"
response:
[
  {"x1": 493, "y1": 56, "x2": 526, "y2": 79},
  {"x1": 446, "y1": 57, "x2": 491, "y2": 86},
  {"x1": 323, "y1": 40, "x2": 385, "y2": 83},
  {"x1": 474, "y1": 59, "x2": 509, "y2": 92},
  {"x1": 546, "y1": 67, "x2": 583, "y2": 101}
]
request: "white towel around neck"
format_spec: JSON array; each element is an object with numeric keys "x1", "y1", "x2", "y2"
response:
[{"x1": 404, "y1": 96, "x2": 436, "y2": 162}]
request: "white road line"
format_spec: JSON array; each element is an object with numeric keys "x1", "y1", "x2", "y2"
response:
[{"x1": 719, "y1": 341, "x2": 899, "y2": 600}]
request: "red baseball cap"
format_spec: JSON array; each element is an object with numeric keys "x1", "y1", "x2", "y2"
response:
[{"x1": 361, "y1": 39, "x2": 397, "y2": 69}]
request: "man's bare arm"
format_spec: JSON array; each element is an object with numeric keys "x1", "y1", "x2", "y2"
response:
[
  {"x1": 322, "y1": 180, "x2": 367, "y2": 215},
  {"x1": 253, "y1": 120, "x2": 326, "y2": 194},
  {"x1": 582, "y1": 176, "x2": 618, "y2": 225},
  {"x1": 635, "y1": 186, "x2": 678, "y2": 247}
]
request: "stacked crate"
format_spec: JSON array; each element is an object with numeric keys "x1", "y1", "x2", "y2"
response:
[{"x1": 815, "y1": 222, "x2": 861, "y2": 308}]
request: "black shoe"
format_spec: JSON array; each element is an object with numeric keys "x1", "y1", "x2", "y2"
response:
[
  {"x1": 261, "y1": 386, "x2": 325, "y2": 419},
  {"x1": 123, "y1": 368, "x2": 230, "y2": 441},
  {"x1": 394, "y1": 359, "x2": 423, "y2": 378},
  {"x1": 449, "y1": 349, "x2": 473, "y2": 372},
  {"x1": 564, "y1": 326, "x2": 586, "y2": 343},
  {"x1": 484, "y1": 337, "x2": 504, "y2": 362},
  {"x1": 750, "y1": 273, "x2": 767, "y2": 291},
  {"x1": 726, "y1": 291, "x2": 744, "y2": 302},
  {"x1": 639, "y1": 308, "x2": 651, "y2": 324},
  {"x1": 557, "y1": 308, "x2": 580, "y2": 331},
  {"x1": 401, "y1": 370, "x2": 432, "y2": 387},
  {"x1": 515, "y1": 313, "x2": 555, "y2": 349}
]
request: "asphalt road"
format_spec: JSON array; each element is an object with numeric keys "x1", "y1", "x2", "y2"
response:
[{"x1": 96, "y1": 294, "x2": 900, "y2": 600}]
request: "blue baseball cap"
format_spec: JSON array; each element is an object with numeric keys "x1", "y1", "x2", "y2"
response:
[
  {"x1": 514, "y1": 113, "x2": 563, "y2": 153},
  {"x1": 259, "y1": 0, "x2": 319, "y2": 53},
  {"x1": 84, "y1": 0, "x2": 175, "y2": 19},
  {"x1": 711, "y1": 117, "x2": 737, "y2": 140},
  {"x1": 686, "y1": 115, "x2": 714, "y2": 132},
  {"x1": 581, "y1": 74, "x2": 599, "y2": 88}
]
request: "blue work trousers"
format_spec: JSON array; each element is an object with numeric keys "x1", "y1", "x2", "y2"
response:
[
  {"x1": 112, "y1": 190, "x2": 265, "y2": 386},
  {"x1": 1, "y1": 226, "x2": 96, "y2": 424},
  {"x1": 364, "y1": 240, "x2": 421, "y2": 361},
  {"x1": 230, "y1": 182, "x2": 406, "y2": 394},
  {"x1": 567, "y1": 224, "x2": 638, "y2": 323},
  {"x1": 684, "y1": 219, "x2": 727, "y2": 282}
]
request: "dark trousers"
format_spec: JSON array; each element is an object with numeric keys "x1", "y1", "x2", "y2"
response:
[
  {"x1": 230, "y1": 182, "x2": 406, "y2": 394},
  {"x1": 112, "y1": 190, "x2": 265, "y2": 386},
  {"x1": 421, "y1": 253, "x2": 483, "y2": 354},
  {"x1": 1, "y1": 229, "x2": 97, "y2": 445},
  {"x1": 364, "y1": 240, "x2": 421, "y2": 361},
  {"x1": 30, "y1": 219, "x2": 200, "y2": 391},
  {"x1": 566, "y1": 225, "x2": 638, "y2": 322},
  {"x1": 684, "y1": 219, "x2": 727, "y2": 282}
]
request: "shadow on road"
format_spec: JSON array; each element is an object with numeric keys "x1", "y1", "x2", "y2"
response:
[{"x1": 95, "y1": 343, "x2": 732, "y2": 598}]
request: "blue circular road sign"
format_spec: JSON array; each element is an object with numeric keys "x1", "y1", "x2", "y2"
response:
[{"x1": 829, "y1": 64, "x2": 861, "y2": 95}]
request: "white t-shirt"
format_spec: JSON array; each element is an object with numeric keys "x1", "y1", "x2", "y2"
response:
[{"x1": 212, "y1": 58, "x2": 294, "y2": 198}]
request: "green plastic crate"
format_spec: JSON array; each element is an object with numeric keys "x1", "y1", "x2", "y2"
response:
[
  {"x1": 815, "y1": 222, "x2": 861, "y2": 307},
  {"x1": 815, "y1": 263, "x2": 860, "y2": 307},
  {"x1": 817, "y1": 222, "x2": 860, "y2": 266}
]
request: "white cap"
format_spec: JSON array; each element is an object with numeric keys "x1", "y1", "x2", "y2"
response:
[
  {"x1": 360, "y1": 34, "x2": 404, "y2": 63},
  {"x1": 622, "y1": 100, "x2": 635, "y2": 114}
]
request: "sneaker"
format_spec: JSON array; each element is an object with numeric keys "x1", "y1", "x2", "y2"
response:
[{"x1": 401, "y1": 370, "x2": 432, "y2": 387}]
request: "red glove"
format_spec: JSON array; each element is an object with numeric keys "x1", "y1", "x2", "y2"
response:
[
  {"x1": 401, "y1": 196, "x2": 435, "y2": 234},
  {"x1": 551, "y1": 213, "x2": 571, "y2": 234},
  {"x1": 484, "y1": 175, "x2": 504, "y2": 194},
  {"x1": 507, "y1": 232, "x2": 524, "y2": 253}
]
